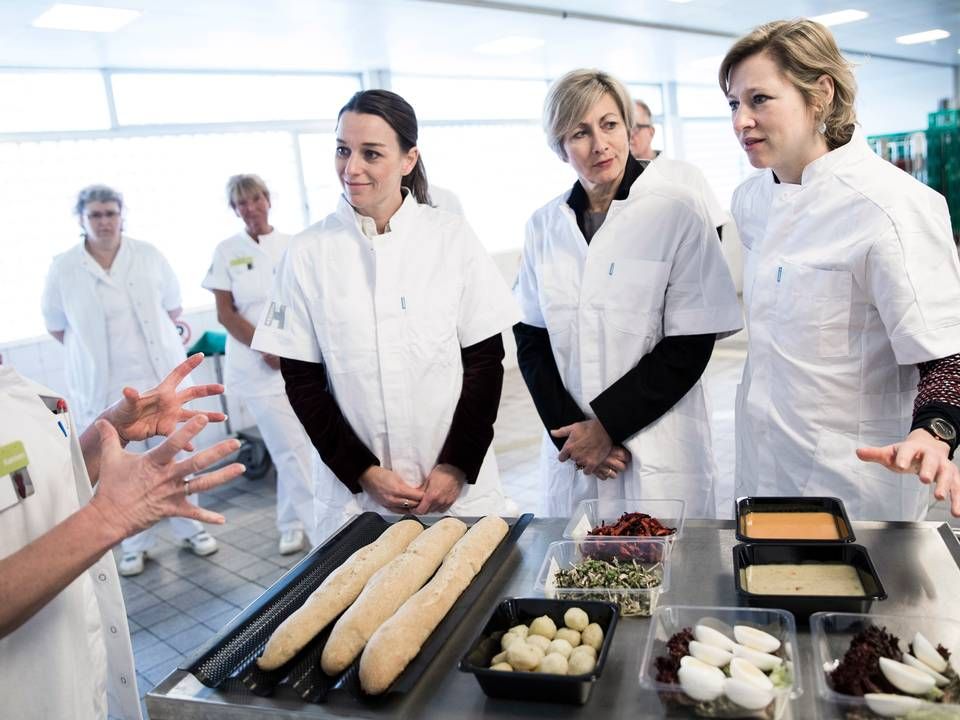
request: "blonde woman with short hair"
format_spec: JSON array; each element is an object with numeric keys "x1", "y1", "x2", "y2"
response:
[{"x1": 514, "y1": 69, "x2": 742, "y2": 518}]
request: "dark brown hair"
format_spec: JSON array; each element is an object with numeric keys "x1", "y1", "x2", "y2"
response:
[{"x1": 338, "y1": 90, "x2": 430, "y2": 204}]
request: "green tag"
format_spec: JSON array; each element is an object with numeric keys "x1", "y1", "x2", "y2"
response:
[
  {"x1": 0, "y1": 441, "x2": 29, "y2": 475},
  {"x1": 230, "y1": 256, "x2": 254, "y2": 267}
]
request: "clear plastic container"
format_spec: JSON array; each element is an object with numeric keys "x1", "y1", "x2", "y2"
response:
[
  {"x1": 534, "y1": 538, "x2": 671, "y2": 617},
  {"x1": 638, "y1": 605, "x2": 802, "y2": 719},
  {"x1": 811, "y1": 611, "x2": 960, "y2": 719},
  {"x1": 562, "y1": 498, "x2": 686, "y2": 551}
]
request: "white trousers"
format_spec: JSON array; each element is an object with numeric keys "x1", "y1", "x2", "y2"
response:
[
  {"x1": 120, "y1": 435, "x2": 204, "y2": 553},
  {"x1": 243, "y1": 393, "x2": 318, "y2": 538}
]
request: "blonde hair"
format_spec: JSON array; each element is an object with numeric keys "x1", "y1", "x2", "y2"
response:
[
  {"x1": 226, "y1": 173, "x2": 270, "y2": 209},
  {"x1": 719, "y1": 19, "x2": 857, "y2": 150},
  {"x1": 543, "y1": 69, "x2": 635, "y2": 160}
]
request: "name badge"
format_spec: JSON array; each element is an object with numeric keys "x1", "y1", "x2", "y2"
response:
[
  {"x1": 0, "y1": 440, "x2": 34, "y2": 512},
  {"x1": 230, "y1": 256, "x2": 254, "y2": 270}
]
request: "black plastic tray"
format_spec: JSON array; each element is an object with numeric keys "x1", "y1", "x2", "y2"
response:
[
  {"x1": 459, "y1": 597, "x2": 618, "y2": 705},
  {"x1": 733, "y1": 542, "x2": 887, "y2": 622},
  {"x1": 179, "y1": 511, "x2": 533, "y2": 703},
  {"x1": 735, "y1": 496, "x2": 856, "y2": 544}
]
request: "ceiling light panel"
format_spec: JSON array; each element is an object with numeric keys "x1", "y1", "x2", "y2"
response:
[
  {"x1": 895, "y1": 29, "x2": 950, "y2": 45},
  {"x1": 31, "y1": 3, "x2": 141, "y2": 33}
]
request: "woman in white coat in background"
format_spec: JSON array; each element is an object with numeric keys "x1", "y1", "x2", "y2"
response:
[
  {"x1": 513, "y1": 69, "x2": 742, "y2": 519},
  {"x1": 252, "y1": 90, "x2": 519, "y2": 537},
  {"x1": 203, "y1": 174, "x2": 318, "y2": 554},
  {"x1": 721, "y1": 19, "x2": 960, "y2": 520},
  {"x1": 41, "y1": 185, "x2": 219, "y2": 575}
]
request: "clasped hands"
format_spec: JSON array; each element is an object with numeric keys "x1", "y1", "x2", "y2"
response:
[
  {"x1": 551, "y1": 419, "x2": 630, "y2": 479},
  {"x1": 360, "y1": 463, "x2": 466, "y2": 515}
]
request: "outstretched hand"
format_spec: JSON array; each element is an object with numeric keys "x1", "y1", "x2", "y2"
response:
[
  {"x1": 857, "y1": 428, "x2": 960, "y2": 517},
  {"x1": 89, "y1": 415, "x2": 245, "y2": 541},
  {"x1": 103, "y1": 353, "x2": 227, "y2": 451}
]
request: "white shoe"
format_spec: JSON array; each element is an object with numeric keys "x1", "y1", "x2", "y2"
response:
[
  {"x1": 183, "y1": 531, "x2": 218, "y2": 557},
  {"x1": 118, "y1": 551, "x2": 145, "y2": 576},
  {"x1": 279, "y1": 529, "x2": 305, "y2": 555}
]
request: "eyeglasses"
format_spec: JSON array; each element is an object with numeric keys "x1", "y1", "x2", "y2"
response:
[{"x1": 85, "y1": 211, "x2": 120, "y2": 221}]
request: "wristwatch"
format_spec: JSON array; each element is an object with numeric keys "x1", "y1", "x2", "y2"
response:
[{"x1": 918, "y1": 417, "x2": 958, "y2": 460}]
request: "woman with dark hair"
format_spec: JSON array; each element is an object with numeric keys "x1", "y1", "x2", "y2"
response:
[
  {"x1": 721, "y1": 19, "x2": 960, "y2": 520},
  {"x1": 252, "y1": 90, "x2": 518, "y2": 536}
]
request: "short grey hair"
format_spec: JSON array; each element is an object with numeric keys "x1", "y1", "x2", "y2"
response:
[
  {"x1": 634, "y1": 99, "x2": 653, "y2": 124},
  {"x1": 74, "y1": 184, "x2": 123, "y2": 217},
  {"x1": 226, "y1": 173, "x2": 271, "y2": 209},
  {"x1": 543, "y1": 69, "x2": 635, "y2": 160}
]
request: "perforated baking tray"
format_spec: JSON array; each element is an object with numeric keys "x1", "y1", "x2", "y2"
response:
[{"x1": 179, "y1": 512, "x2": 533, "y2": 703}]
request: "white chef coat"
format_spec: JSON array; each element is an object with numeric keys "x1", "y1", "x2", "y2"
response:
[
  {"x1": 732, "y1": 129, "x2": 960, "y2": 521},
  {"x1": 643, "y1": 155, "x2": 732, "y2": 230},
  {"x1": 202, "y1": 229, "x2": 291, "y2": 397},
  {"x1": 515, "y1": 171, "x2": 743, "y2": 518},
  {"x1": 41, "y1": 238, "x2": 188, "y2": 429},
  {"x1": 0, "y1": 367, "x2": 141, "y2": 720},
  {"x1": 252, "y1": 193, "x2": 520, "y2": 535}
]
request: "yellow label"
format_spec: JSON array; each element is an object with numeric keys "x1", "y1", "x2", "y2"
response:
[{"x1": 0, "y1": 441, "x2": 29, "y2": 474}]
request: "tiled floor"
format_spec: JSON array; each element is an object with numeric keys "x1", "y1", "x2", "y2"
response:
[{"x1": 119, "y1": 332, "x2": 956, "y2": 716}]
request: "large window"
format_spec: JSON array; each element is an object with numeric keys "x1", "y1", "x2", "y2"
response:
[
  {"x1": 0, "y1": 71, "x2": 111, "y2": 132},
  {"x1": 392, "y1": 76, "x2": 547, "y2": 121}
]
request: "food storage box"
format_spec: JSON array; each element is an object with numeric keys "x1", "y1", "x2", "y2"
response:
[
  {"x1": 733, "y1": 543, "x2": 886, "y2": 622},
  {"x1": 534, "y1": 538, "x2": 671, "y2": 617},
  {"x1": 811, "y1": 611, "x2": 960, "y2": 719},
  {"x1": 638, "y1": 605, "x2": 802, "y2": 719},
  {"x1": 735, "y1": 496, "x2": 855, "y2": 544},
  {"x1": 563, "y1": 497, "x2": 686, "y2": 550},
  {"x1": 459, "y1": 597, "x2": 619, "y2": 705}
]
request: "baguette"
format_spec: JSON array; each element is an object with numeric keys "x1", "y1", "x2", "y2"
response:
[
  {"x1": 358, "y1": 516, "x2": 509, "y2": 694},
  {"x1": 257, "y1": 519, "x2": 423, "y2": 670},
  {"x1": 321, "y1": 517, "x2": 467, "y2": 674}
]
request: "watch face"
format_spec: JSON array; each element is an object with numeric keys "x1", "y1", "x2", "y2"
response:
[{"x1": 930, "y1": 418, "x2": 957, "y2": 442}]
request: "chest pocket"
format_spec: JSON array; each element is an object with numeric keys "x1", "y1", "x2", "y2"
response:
[
  {"x1": 403, "y1": 282, "x2": 461, "y2": 367},
  {"x1": 229, "y1": 262, "x2": 263, "y2": 305},
  {"x1": 774, "y1": 262, "x2": 852, "y2": 358},
  {"x1": 601, "y1": 258, "x2": 669, "y2": 337}
]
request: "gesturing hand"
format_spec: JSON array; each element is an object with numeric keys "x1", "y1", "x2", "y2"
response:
[
  {"x1": 89, "y1": 415, "x2": 245, "y2": 541},
  {"x1": 359, "y1": 466, "x2": 425, "y2": 515},
  {"x1": 857, "y1": 428, "x2": 960, "y2": 517},
  {"x1": 103, "y1": 353, "x2": 227, "y2": 451},
  {"x1": 551, "y1": 419, "x2": 613, "y2": 476},
  {"x1": 412, "y1": 464, "x2": 465, "y2": 515}
]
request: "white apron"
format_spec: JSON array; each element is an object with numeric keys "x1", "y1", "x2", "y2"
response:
[
  {"x1": 253, "y1": 195, "x2": 520, "y2": 542},
  {"x1": 515, "y1": 170, "x2": 743, "y2": 518},
  {"x1": 731, "y1": 130, "x2": 960, "y2": 521}
]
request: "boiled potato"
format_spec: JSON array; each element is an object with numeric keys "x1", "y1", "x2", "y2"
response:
[
  {"x1": 538, "y1": 653, "x2": 569, "y2": 674},
  {"x1": 506, "y1": 641, "x2": 544, "y2": 671},
  {"x1": 555, "y1": 627, "x2": 581, "y2": 647},
  {"x1": 490, "y1": 662, "x2": 513, "y2": 671},
  {"x1": 547, "y1": 638, "x2": 574, "y2": 658},
  {"x1": 529, "y1": 615, "x2": 558, "y2": 640},
  {"x1": 507, "y1": 624, "x2": 529, "y2": 638},
  {"x1": 568, "y1": 650, "x2": 597, "y2": 675},
  {"x1": 582, "y1": 622, "x2": 604, "y2": 651},
  {"x1": 564, "y1": 607, "x2": 589, "y2": 632},
  {"x1": 526, "y1": 634, "x2": 551, "y2": 653},
  {"x1": 501, "y1": 632, "x2": 523, "y2": 652},
  {"x1": 570, "y1": 644, "x2": 597, "y2": 661},
  {"x1": 490, "y1": 650, "x2": 508, "y2": 665}
]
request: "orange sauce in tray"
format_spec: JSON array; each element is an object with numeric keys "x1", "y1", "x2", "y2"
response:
[{"x1": 741, "y1": 511, "x2": 841, "y2": 540}]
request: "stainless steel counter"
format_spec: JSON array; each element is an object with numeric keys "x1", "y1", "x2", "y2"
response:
[{"x1": 146, "y1": 519, "x2": 960, "y2": 719}]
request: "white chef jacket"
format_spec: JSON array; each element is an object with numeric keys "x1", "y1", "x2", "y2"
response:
[
  {"x1": 202, "y1": 229, "x2": 292, "y2": 397},
  {"x1": 643, "y1": 155, "x2": 732, "y2": 230},
  {"x1": 41, "y1": 238, "x2": 188, "y2": 429},
  {"x1": 252, "y1": 193, "x2": 520, "y2": 525},
  {"x1": 0, "y1": 367, "x2": 141, "y2": 720},
  {"x1": 732, "y1": 129, "x2": 960, "y2": 521},
  {"x1": 515, "y1": 171, "x2": 743, "y2": 518}
]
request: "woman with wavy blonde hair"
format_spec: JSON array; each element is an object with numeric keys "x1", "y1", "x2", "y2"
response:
[{"x1": 721, "y1": 19, "x2": 960, "y2": 521}]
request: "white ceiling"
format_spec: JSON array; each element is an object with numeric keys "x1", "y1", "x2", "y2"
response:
[{"x1": 0, "y1": 0, "x2": 956, "y2": 83}]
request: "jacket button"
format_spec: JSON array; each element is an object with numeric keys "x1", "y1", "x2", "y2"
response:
[
  {"x1": 110, "y1": 625, "x2": 118, "y2": 634},
  {"x1": 98, "y1": 572, "x2": 107, "y2": 581}
]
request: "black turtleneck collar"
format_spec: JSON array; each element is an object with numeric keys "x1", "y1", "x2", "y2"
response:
[{"x1": 565, "y1": 153, "x2": 644, "y2": 241}]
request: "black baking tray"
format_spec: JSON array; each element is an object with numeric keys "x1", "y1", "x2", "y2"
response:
[
  {"x1": 459, "y1": 597, "x2": 618, "y2": 705},
  {"x1": 179, "y1": 511, "x2": 533, "y2": 703},
  {"x1": 733, "y1": 542, "x2": 886, "y2": 622},
  {"x1": 735, "y1": 496, "x2": 856, "y2": 544}
]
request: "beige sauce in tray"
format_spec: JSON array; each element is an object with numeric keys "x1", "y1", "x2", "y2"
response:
[
  {"x1": 741, "y1": 511, "x2": 841, "y2": 540},
  {"x1": 744, "y1": 563, "x2": 865, "y2": 596}
]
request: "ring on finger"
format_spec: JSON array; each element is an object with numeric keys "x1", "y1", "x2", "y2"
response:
[
  {"x1": 184, "y1": 478, "x2": 192, "y2": 496},
  {"x1": 402, "y1": 499, "x2": 410, "y2": 509},
  {"x1": 575, "y1": 463, "x2": 584, "y2": 471}
]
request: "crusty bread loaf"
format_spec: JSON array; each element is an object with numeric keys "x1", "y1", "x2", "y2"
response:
[
  {"x1": 257, "y1": 519, "x2": 423, "y2": 671},
  {"x1": 320, "y1": 517, "x2": 467, "y2": 675},
  {"x1": 358, "y1": 516, "x2": 509, "y2": 694}
]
